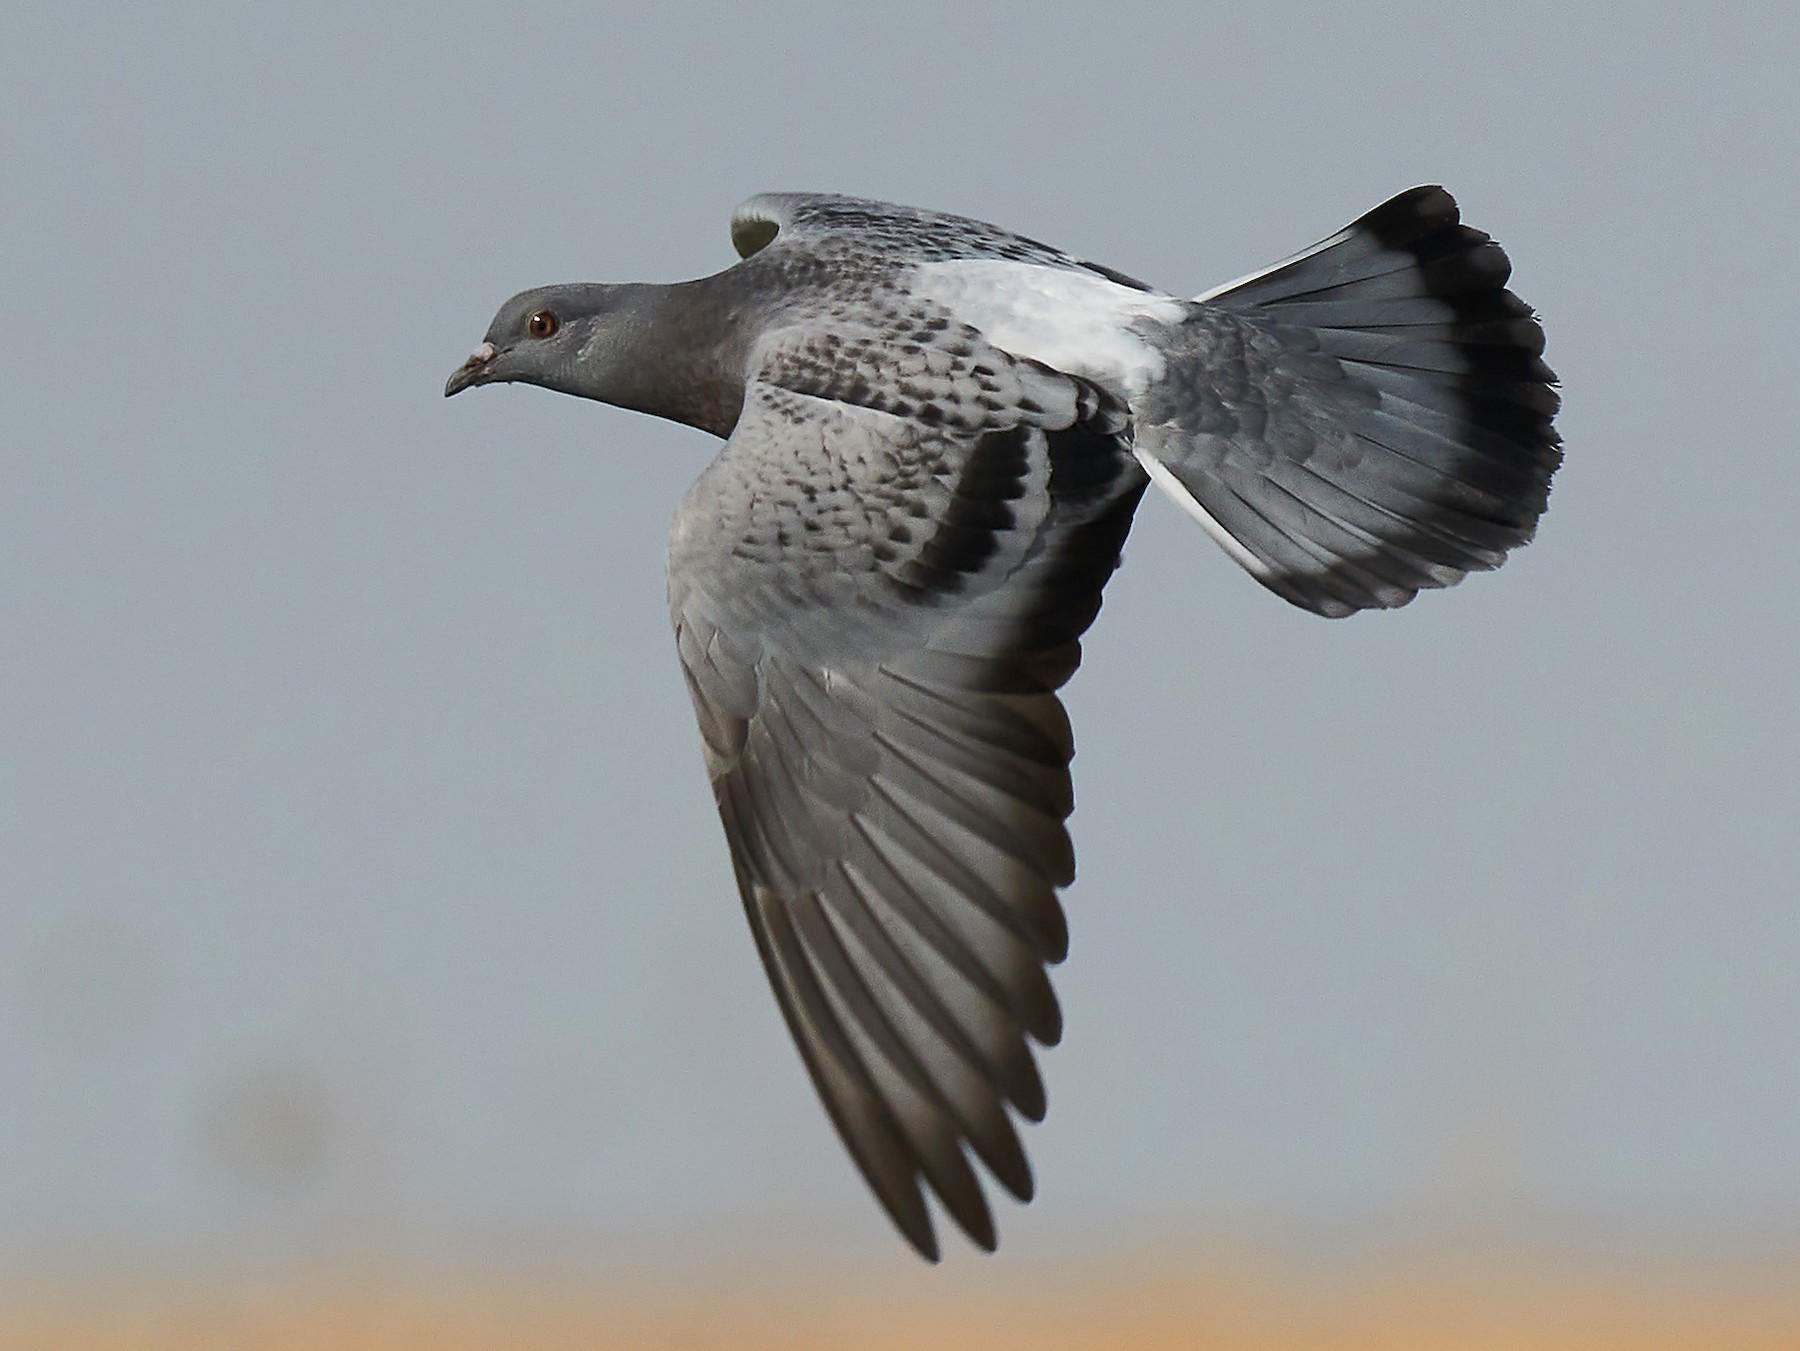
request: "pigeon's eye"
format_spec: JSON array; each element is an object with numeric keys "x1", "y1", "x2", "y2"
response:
[{"x1": 526, "y1": 309, "x2": 559, "y2": 339}]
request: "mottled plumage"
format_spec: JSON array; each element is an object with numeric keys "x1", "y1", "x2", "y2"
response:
[{"x1": 445, "y1": 187, "x2": 1561, "y2": 1259}]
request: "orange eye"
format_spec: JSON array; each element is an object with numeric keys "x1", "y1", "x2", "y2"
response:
[{"x1": 526, "y1": 309, "x2": 558, "y2": 339}]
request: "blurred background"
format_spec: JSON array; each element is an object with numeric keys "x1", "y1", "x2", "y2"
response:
[{"x1": 4, "y1": 2, "x2": 1798, "y2": 1346}]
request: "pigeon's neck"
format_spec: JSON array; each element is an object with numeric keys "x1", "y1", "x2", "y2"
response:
[{"x1": 592, "y1": 277, "x2": 756, "y2": 439}]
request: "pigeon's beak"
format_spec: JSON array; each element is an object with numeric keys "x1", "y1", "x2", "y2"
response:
[{"x1": 444, "y1": 341, "x2": 498, "y2": 397}]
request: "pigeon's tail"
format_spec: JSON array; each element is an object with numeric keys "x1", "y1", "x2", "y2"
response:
[{"x1": 1130, "y1": 186, "x2": 1562, "y2": 618}]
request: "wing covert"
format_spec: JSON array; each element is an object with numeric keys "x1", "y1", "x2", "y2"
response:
[{"x1": 730, "y1": 191, "x2": 1157, "y2": 290}]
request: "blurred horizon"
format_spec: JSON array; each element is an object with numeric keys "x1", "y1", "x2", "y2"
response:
[{"x1": 11, "y1": 1243, "x2": 1800, "y2": 1351}]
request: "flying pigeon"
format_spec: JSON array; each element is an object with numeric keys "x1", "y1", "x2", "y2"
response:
[{"x1": 445, "y1": 187, "x2": 1561, "y2": 1259}]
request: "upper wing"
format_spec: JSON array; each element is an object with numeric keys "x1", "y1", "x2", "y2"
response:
[
  {"x1": 667, "y1": 338, "x2": 1144, "y2": 1259},
  {"x1": 730, "y1": 191, "x2": 1157, "y2": 291},
  {"x1": 1135, "y1": 186, "x2": 1562, "y2": 617}
]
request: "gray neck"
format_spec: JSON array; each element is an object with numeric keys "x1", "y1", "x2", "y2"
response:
[{"x1": 585, "y1": 276, "x2": 759, "y2": 438}]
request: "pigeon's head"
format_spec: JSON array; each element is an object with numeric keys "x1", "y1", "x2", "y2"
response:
[{"x1": 444, "y1": 283, "x2": 640, "y2": 401}]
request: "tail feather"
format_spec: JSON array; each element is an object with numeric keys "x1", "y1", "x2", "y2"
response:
[{"x1": 1138, "y1": 186, "x2": 1561, "y2": 617}]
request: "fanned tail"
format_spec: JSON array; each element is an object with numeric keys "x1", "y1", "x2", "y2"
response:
[{"x1": 1134, "y1": 186, "x2": 1561, "y2": 618}]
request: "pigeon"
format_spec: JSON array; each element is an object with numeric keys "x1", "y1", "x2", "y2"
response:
[{"x1": 445, "y1": 187, "x2": 1561, "y2": 1260}]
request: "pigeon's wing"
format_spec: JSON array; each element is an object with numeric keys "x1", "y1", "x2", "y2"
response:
[
  {"x1": 667, "y1": 331, "x2": 1144, "y2": 1260},
  {"x1": 1134, "y1": 186, "x2": 1562, "y2": 617},
  {"x1": 729, "y1": 191, "x2": 1157, "y2": 290}
]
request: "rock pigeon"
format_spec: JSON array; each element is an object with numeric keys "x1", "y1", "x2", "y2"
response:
[{"x1": 445, "y1": 187, "x2": 1561, "y2": 1259}]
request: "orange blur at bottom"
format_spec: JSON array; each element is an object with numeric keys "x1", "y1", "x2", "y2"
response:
[{"x1": 9, "y1": 1261, "x2": 1800, "y2": 1351}]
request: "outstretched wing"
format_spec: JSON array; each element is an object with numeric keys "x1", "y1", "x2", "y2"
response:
[
  {"x1": 667, "y1": 331, "x2": 1144, "y2": 1259},
  {"x1": 1136, "y1": 186, "x2": 1562, "y2": 617}
]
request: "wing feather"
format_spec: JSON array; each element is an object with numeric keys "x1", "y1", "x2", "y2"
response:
[{"x1": 669, "y1": 359, "x2": 1143, "y2": 1258}]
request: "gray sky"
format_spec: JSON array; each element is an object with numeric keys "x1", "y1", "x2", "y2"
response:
[{"x1": 3, "y1": 1, "x2": 1797, "y2": 1270}]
